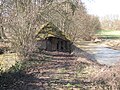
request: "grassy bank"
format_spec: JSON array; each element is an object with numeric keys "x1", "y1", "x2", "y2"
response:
[
  {"x1": 0, "y1": 44, "x2": 120, "y2": 89},
  {"x1": 0, "y1": 51, "x2": 120, "y2": 89},
  {"x1": 96, "y1": 30, "x2": 120, "y2": 39},
  {"x1": 0, "y1": 54, "x2": 100, "y2": 90}
]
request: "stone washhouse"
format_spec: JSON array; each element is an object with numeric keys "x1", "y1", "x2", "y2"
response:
[{"x1": 36, "y1": 22, "x2": 72, "y2": 53}]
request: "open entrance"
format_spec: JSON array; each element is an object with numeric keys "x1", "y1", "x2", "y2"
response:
[{"x1": 45, "y1": 37, "x2": 71, "y2": 53}]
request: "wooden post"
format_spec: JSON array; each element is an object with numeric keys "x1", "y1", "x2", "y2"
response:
[{"x1": 59, "y1": 39, "x2": 61, "y2": 51}]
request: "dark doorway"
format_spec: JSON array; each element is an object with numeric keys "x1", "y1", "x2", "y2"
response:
[{"x1": 45, "y1": 37, "x2": 71, "y2": 53}]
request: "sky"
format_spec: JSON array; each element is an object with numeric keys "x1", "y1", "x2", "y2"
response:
[{"x1": 82, "y1": 0, "x2": 120, "y2": 18}]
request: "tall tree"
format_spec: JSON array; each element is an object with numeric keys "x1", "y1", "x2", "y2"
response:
[{"x1": 0, "y1": 0, "x2": 7, "y2": 40}]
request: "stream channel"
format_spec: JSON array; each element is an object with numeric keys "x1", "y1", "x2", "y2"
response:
[{"x1": 78, "y1": 41, "x2": 120, "y2": 65}]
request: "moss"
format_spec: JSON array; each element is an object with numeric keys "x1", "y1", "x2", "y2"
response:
[{"x1": 35, "y1": 22, "x2": 71, "y2": 41}]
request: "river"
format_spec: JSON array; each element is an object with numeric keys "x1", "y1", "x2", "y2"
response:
[{"x1": 78, "y1": 42, "x2": 120, "y2": 65}]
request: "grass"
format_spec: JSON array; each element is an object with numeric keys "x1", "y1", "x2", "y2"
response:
[
  {"x1": 0, "y1": 52, "x2": 120, "y2": 89},
  {"x1": 0, "y1": 53, "x2": 18, "y2": 72},
  {"x1": 96, "y1": 30, "x2": 120, "y2": 39}
]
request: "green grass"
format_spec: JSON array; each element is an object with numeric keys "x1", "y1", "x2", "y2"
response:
[{"x1": 96, "y1": 30, "x2": 120, "y2": 39}]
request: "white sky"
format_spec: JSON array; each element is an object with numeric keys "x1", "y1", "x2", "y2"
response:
[{"x1": 82, "y1": 0, "x2": 120, "y2": 18}]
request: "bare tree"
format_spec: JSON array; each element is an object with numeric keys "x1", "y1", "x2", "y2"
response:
[
  {"x1": 101, "y1": 15, "x2": 120, "y2": 30},
  {"x1": 81, "y1": 15, "x2": 101, "y2": 40},
  {"x1": 2, "y1": 0, "x2": 41, "y2": 59},
  {"x1": 1, "y1": 0, "x2": 101, "y2": 60},
  {"x1": 0, "y1": 0, "x2": 7, "y2": 40}
]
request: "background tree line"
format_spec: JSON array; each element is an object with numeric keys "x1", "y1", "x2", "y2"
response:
[{"x1": 101, "y1": 15, "x2": 120, "y2": 30}]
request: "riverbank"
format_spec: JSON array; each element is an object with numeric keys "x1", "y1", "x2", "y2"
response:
[
  {"x1": 0, "y1": 52, "x2": 100, "y2": 90},
  {"x1": 0, "y1": 53, "x2": 107, "y2": 90},
  {"x1": 1, "y1": 52, "x2": 120, "y2": 90},
  {"x1": 104, "y1": 40, "x2": 120, "y2": 50},
  {"x1": 0, "y1": 42, "x2": 120, "y2": 89},
  {"x1": 96, "y1": 29, "x2": 120, "y2": 50}
]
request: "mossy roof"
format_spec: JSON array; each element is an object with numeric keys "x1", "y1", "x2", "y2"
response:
[{"x1": 36, "y1": 22, "x2": 70, "y2": 41}]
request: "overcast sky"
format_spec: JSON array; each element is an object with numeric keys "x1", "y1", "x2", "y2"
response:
[{"x1": 82, "y1": 0, "x2": 120, "y2": 18}]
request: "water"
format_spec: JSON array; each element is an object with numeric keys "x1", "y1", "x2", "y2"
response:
[{"x1": 79, "y1": 42, "x2": 120, "y2": 65}]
